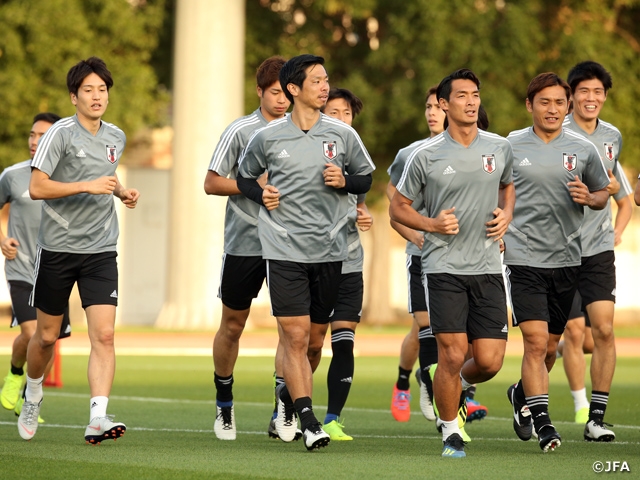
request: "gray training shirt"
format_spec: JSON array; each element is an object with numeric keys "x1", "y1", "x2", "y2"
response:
[
  {"x1": 208, "y1": 108, "x2": 270, "y2": 257},
  {"x1": 342, "y1": 193, "x2": 366, "y2": 274},
  {"x1": 30, "y1": 115, "x2": 125, "y2": 254},
  {"x1": 563, "y1": 113, "x2": 633, "y2": 257},
  {"x1": 504, "y1": 126, "x2": 610, "y2": 268},
  {"x1": 0, "y1": 160, "x2": 41, "y2": 283},
  {"x1": 238, "y1": 113, "x2": 375, "y2": 263},
  {"x1": 396, "y1": 130, "x2": 514, "y2": 275}
]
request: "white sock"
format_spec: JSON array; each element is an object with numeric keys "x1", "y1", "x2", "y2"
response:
[
  {"x1": 25, "y1": 375, "x2": 44, "y2": 403},
  {"x1": 90, "y1": 396, "x2": 109, "y2": 421},
  {"x1": 440, "y1": 418, "x2": 460, "y2": 442},
  {"x1": 460, "y1": 373, "x2": 473, "y2": 391},
  {"x1": 571, "y1": 388, "x2": 589, "y2": 411}
]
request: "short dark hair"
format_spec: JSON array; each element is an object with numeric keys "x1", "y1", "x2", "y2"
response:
[
  {"x1": 322, "y1": 88, "x2": 363, "y2": 117},
  {"x1": 67, "y1": 57, "x2": 113, "y2": 95},
  {"x1": 526, "y1": 72, "x2": 570, "y2": 104},
  {"x1": 424, "y1": 85, "x2": 438, "y2": 104},
  {"x1": 33, "y1": 112, "x2": 61, "y2": 125},
  {"x1": 256, "y1": 56, "x2": 287, "y2": 91},
  {"x1": 477, "y1": 105, "x2": 489, "y2": 131},
  {"x1": 567, "y1": 61, "x2": 612, "y2": 94},
  {"x1": 437, "y1": 69, "x2": 480, "y2": 102},
  {"x1": 279, "y1": 54, "x2": 325, "y2": 104}
]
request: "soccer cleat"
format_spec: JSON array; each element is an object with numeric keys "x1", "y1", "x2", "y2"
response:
[
  {"x1": 414, "y1": 369, "x2": 436, "y2": 421},
  {"x1": 1, "y1": 371, "x2": 25, "y2": 410},
  {"x1": 391, "y1": 385, "x2": 411, "y2": 422},
  {"x1": 507, "y1": 384, "x2": 532, "y2": 441},
  {"x1": 323, "y1": 419, "x2": 353, "y2": 441},
  {"x1": 15, "y1": 396, "x2": 44, "y2": 424},
  {"x1": 268, "y1": 418, "x2": 302, "y2": 440},
  {"x1": 214, "y1": 405, "x2": 236, "y2": 440},
  {"x1": 584, "y1": 420, "x2": 615, "y2": 442},
  {"x1": 18, "y1": 398, "x2": 42, "y2": 440},
  {"x1": 275, "y1": 384, "x2": 297, "y2": 442},
  {"x1": 302, "y1": 422, "x2": 330, "y2": 451},
  {"x1": 85, "y1": 415, "x2": 126, "y2": 445},
  {"x1": 436, "y1": 418, "x2": 471, "y2": 443},
  {"x1": 574, "y1": 407, "x2": 589, "y2": 424},
  {"x1": 537, "y1": 424, "x2": 561, "y2": 452},
  {"x1": 442, "y1": 433, "x2": 466, "y2": 458},
  {"x1": 466, "y1": 397, "x2": 488, "y2": 423}
]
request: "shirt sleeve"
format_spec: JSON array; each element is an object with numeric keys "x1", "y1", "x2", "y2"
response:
[
  {"x1": 0, "y1": 170, "x2": 11, "y2": 208},
  {"x1": 582, "y1": 143, "x2": 610, "y2": 192},
  {"x1": 344, "y1": 130, "x2": 375, "y2": 177},
  {"x1": 30, "y1": 128, "x2": 65, "y2": 177},
  {"x1": 612, "y1": 135, "x2": 633, "y2": 200},
  {"x1": 388, "y1": 151, "x2": 407, "y2": 187},
  {"x1": 396, "y1": 151, "x2": 425, "y2": 203},
  {"x1": 500, "y1": 141, "x2": 514, "y2": 185},
  {"x1": 237, "y1": 132, "x2": 266, "y2": 180},
  {"x1": 208, "y1": 122, "x2": 243, "y2": 176}
]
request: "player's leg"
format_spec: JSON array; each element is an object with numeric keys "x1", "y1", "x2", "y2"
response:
[
  {"x1": 561, "y1": 293, "x2": 589, "y2": 423},
  {"x1": 307, "y1": 322, "x2": 329, "y2": 372}
]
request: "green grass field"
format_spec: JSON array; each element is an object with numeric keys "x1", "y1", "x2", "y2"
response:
[{"x1": 0, "y1": 354, "x2": 638, "y2": 479}]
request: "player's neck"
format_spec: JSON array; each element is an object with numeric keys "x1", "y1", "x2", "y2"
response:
[
  {"x1": 532, "y1": 125, "x2": 562, "y2": 144},
  {"x1": 447, "y1": 124, "x2": 478, "y2": 147},
  {"x1": 76, "y1": 113, "x2": 102, "y2": 136},
  {"x1": 290, "y1": 104, "x2": 320, "y2": 131},
  {"x1": 572, "y1": 114, "x2": 598, "y2": 135}
]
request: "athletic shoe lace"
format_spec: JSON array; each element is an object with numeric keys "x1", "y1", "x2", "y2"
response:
[
  {"x1": 393, "y1": 391, "x2": 410, "y2": 409},
  {"x1": 218, "y1": 407, "x2": 233, "y2": 429},
  {"x1": 23, "y1": 402, "x2": 38, "y2": 425},
  {"x1": 283, "y1": 405, "x2": 296, "y2": 426}
]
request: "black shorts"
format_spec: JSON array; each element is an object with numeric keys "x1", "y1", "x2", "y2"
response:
[
  {"x1": 407, "y1": 255, "x2": 428, "y2": 313},
  {"x1": 578, "y1": 251, "x2": 616, "y2": 307},
  {"x1": 267, "y1": 260, "x2": 341, "y2": 324},
  {"x1": 506, "y1": 265, "x2": 579, "y2": 335},
  {"x1": 218, "y1": 254, "x2": 266, "y2": 311},
  {"x1": 330, "y1": 272, "x2": 363, "y2": 322},
  {"x1": 8, "y1": 280, "x2": 71, "y2": 339},
  {"x1": 32, "y1": 249, "x2": 118, "y2": 316},
  {"x1": 425, "y1": 273, "x2": 508, "y2": 341}
]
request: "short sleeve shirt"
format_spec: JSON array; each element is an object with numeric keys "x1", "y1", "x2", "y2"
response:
[
  {"x1": 31, "y1": 115, "x2": 125, "y2": 253},
  {"x1": 397, "y1": 130, "x2": 514, "y2": 275},
  {"x1": 238, "y1": 114, "x2": 375, "y2": 263},
  {"x1": 504, "y1": 126, "x2": 610, "y2": 268},
  {"x1": 0, "y1": 160, "x2": 41, "y2": 283},
  {"x1": 208, "y1": 108, "x2": 269, "y2": 256}
]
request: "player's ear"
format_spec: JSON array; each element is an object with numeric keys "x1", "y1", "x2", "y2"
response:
[
  {"x1": 525, "y1": 98, "x2": 533, "y2": 113},
  {"x1": 70, "y1": 92, "x2": 78, "y2": 106},
  {"x1": 287, "y1": 83, "x2": 299, "y2": 98}
]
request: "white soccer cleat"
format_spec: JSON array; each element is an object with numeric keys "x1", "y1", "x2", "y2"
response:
[
  {"x1": 584, "y1": 419, "x2": 615, "y2": 442},
  {"x1": 85, "y1": 415, "x2": 126, "y2": 445},
  {"x1": 275, "y1": 384, "x2": 297, "y2": 442},
  {"x1": 415, "y1": 368, "x2": 436, "y2": 421},
  {"x1": 214, "y1": 405, "x2": 236, "y2": 440},
  {"x1": 303, "y1": 422, "x2": 330, "y2": 451},
  {"x1": 18, "y1": 399, "x2": 42, "y2": 440}
]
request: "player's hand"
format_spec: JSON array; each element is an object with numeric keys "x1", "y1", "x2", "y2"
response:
[
  {"x1": 606, "y1": 169, "x2": 620, "y2": 196},
  {"x1": 432, "y1": 207, "x2": 459, "y2": 235},
  {"x1": 1, "y1": 237, "x2": 19, "y2": 260},
  {"x1": 499, "y1": 238, "x2": 505, "y2": 253},
  {"x1": 323, "y1": 163, "x2": 346, "y2": 188},
  {"x1": 614, "y1": 229, "x2": 623, "y2": 247},
  {"x1": 568, "y1": 175, "x2": 594, "y2": 206},
  {"x1": 263, "y1": 185, "x2": 280, "y2": 211},
  {"x1": 119, "y1": 188, "x2": 140, "y2": 209},
  {"x1": 356, "y1": 207, "x2": 373, "y2": 232},
  {"x1": 86, "y1": 176, "x2": 117, "y2": 195},
  {"x1": 486, "y1": 207, "x2": 511, "y2": 240},
  {"x1": 412, "y1": 231, "x2": 425, "y2": 249},
  {"x1": 257, "y1": 172, "x2": 269, "y2": 189}
]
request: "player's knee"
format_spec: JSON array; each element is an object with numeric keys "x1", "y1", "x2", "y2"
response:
[
  {"x1": 91, "y1": 329, "x2": 115, "y2": 348},
  {"x1": 37, "y1": 331, "x2": 59, "y2": 349}
]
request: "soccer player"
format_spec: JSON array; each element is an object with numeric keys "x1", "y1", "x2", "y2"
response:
[
  {"x1": 204, "y1": 56, "x2": 289, "y2": 441},
  {"x1": 0, "y1": 113, "x2": 72, "y2": 424},
  {"x1": 18, "y1": 57, "x2": 140, "y2": 443},
  {"x1": 504, "y1": 72, "x2": 609, "y2": 452},
  {"x1": 237, "y1": 54, "x2": 375, "y2": 451},
  {"x1": 390, "y1": 68, "x2": 515, "y2": 458},
  {"x1": 560, "y1": 61, "x2": 633, "y2": 440}
]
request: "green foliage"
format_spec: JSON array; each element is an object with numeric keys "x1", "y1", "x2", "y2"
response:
[{"x1": 0, "y1": 0, "x2": 169, "y2": 169}]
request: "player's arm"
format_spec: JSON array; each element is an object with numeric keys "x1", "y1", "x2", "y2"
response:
[
  {"x1": 29, "y1": 168, "x2": 117, "y2": 200},
  {"x1": 486, "y1": 182, "x2": 515, "y2": 240},
  {"x1": 613, "y1": 194, "x2": 633, "y2": 246},
  {"x1": 0, "y1": 206, "x2": 19, "y2": 260},
  {"x1": 356, "y1": 198, "x2": 373, "y2": 232},
  {"x1": 204, "y1": 170, "x2": 241, "y2": 196},
  {"x1": 113, "y1": 174, "x2": 140, "y2": 209},
  {"x1": 567, "y1": 175, "x2": 608, "y2": 210},
  {"x1": 386, "y1": 182, "x2": 424, "y2": 248},
  {"x1": 390, "y1": 190, "x2": 458, "y2": 235},
  {"x1": 635, "y1": 178, "x2": 640, "y2": 206}
]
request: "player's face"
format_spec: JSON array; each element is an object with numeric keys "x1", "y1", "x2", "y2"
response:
[
  {"x1": 440, "y1": 79, "x2": 479, "y2": 128},
  {"x1": 571, "y1": 78, "x2": 607, "y2": 123},
  {"x1": 424, "y1": 94, "x2": 445, "y2": 136},
  {"x1": 28, "y1": 120, "x2": 54, "y2": 159},
  {"x1": 70, "y1": 72, "x2": 109, "y2": 122},
  {"x1": 324, "y1": 98, "x2": 353, "y2": 126},
  {"x1": 526, "y1": 85, "x2": 569, "y2": 136},
  {"x1": 258, "y1": 81, "x2": 290, "y2": 122},
  {"x1": 294, "y1": 64, "x2": 329, "y2": 110}
]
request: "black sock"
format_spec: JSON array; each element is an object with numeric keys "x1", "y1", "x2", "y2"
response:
[
  {"x1": 466, "y1": 385, "x2": 476, "y2": 400},
  {"x1": 418, "y1": 326, "x2": 438, "y2": 384},
  {"x1": 514, "y1": 380, "x2": 526, "y2": 404},
  {"x1": 294, "y1": 397, "x2": 318, "y2": 431},
  {"x1": 526, "y1": 394, "x2": 551, "y2": 433},
  {"x1": 326, "y1": 328, "x2": 355, "y2": 421},
  {"x1": 589, "y1": 391, "x2": 609, "y2": 423},
  {"x1": 279, "y1": 383, "x2": 293, "y2": 405},
  {"x1": 10, "y1": 363, "x2": 24, "y2": 376},
  {"x1": 214, "y1": 373, "x2": 233, "y2": 403},
  {"x1": 396, "y1": 367, "x2": 412, "y2": 390}
]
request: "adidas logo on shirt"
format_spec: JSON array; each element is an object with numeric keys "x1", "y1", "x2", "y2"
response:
[
  {"x1": 110, "y1": 290, "x2": 118, "y2": 299},
  {"x1": 277, "y1": 149, "x2": 290, "y2": 158},
  {"x1": 443, "y1": 165, "x2": 456, "y2": 175},
  {"x1": 519, "y1": 158, "x2": 532, "y2": 166},
  {"x1": 76, "y1": 149, "x2": 87, "y2": 158}
]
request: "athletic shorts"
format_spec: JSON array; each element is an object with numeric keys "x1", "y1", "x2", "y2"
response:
[
  {"x1": 425, "y1": 273, "x2": 508, "y2": 341},
  {"x1": 407, "y1": 255, "x2": 428, "y2": 313},
  {"x1": 9, "y1": 280, "x2": 72, "y2": 339},
  {"x1": 218, "y1": 254, "x2": 266, "y2": 311},
  {"x1": 32, "y1": 249, "x2": 118, "y2": 316},
  {"x1": 505, "y1": 265, "x2": 579, "y2": 335},
  {"x1": 330, "y1": 272, "x2": 363, "y2": 322},
  {"x1": 266, "y1": 260, "x2": 341, "y2": 324},
  {"x1": 578, "y1": 251, "x2": 616, "y2": 307}
]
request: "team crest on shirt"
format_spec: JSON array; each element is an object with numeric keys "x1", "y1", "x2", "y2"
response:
[
  {"x1": 603, "y1": 143, "x2": 614, "y2": 161},
  {"x1": 562, "y1": 153, "x2": 577, "y2": 172},
  {"x1": 106, "y1": 145, "x2": 117, "y2": 164},
  {"x1": 482, "y1": 154, "x2": 496, "y2": 174},
  {"x1": 323, "y1": 141, "x2": 338, "y2": 160}
]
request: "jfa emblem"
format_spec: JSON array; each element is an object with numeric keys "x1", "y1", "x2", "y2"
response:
[
  {"x1": 603, "y1": 143, "x2": 614, "y2": 161},
  {"x1": 482, "y1": 154, "x2": 496, "y2": 174},
  {"x1": 323, "y1": 141, "x2": 338, "y2": 160},
  {"x1": 106, "y1": 145, "x2": 117, "y2": 164},
  {"x1": 563, "y1": 153, "x2": 577, "y2": 172}
]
